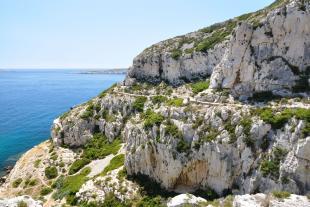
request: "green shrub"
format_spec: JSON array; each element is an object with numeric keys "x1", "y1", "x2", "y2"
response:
[
  {"x1": 167, "y1": 98, "x2": 183, "y2": 107},
  {"x1": 143, "y1": 110, "x2": 164, "y2": 129},
  {"x1": 176, "y1": 139, "x2": 190, "y2": 153},
  {"x1": 17, "y1": 201, "x2": 28, "y2": 207},
  {"x1": 255, "y1": 108, "x2": 310, "y2": 129},
  {"x1": 171, "y1": 49, "x2": 182, "y2": 60},
  {"x1": 260, "y1": 147, "x2": 287, "y2": 179},
  {"x1": 272, "y1": 191, "x2": 291, "y2": 199},
  {"x1": 52, "y1": 168, "x2": 91, "y2": 202},
  {"x1": 151, "y1": 95, "x2": 167, "y2": 104},
  {"x1": 136, "y1": 196, "x2": 165, "y2": 207},
  {"x1": 196, "y1": 21, "x2": 236, "y2": 52},
  {"x1": 101, "y1": 154, "x2": 125, "y2": 176},
  {"x1": 165, "y1": 121, "x2": 182, "y2": 139},
  {"x1": 202, "y1": 130, "x2": 219, "y2": 142},
  {"x1": 34, "y1": 159, "x2": 41, "y2": 168},
  {"x1": 40, "y1": 187, "x2": 53, "y2": 196},
  {"x1": 193, "y1": 117, "x2": 204, "y2": 129},
  {"x1": 82, "y1": 133, "x2": 121, "y2": 160},
  {"x1": 45, "y1": 166, "x2": 58, "y2": 179},
  {"x1": 191, "y1": 80, "x2": 210, "y2": 94},
  {"x1": 133, "y1": 96, "x2": 147, "y2": 112},
  {"x1": 69, "y1": 158, "x2": 91, "y2": 175},
  {"x1": 117, "y1": 168, "x2": 127, "y2": 180},
  {"x1": 98, "y1": 83, "x2": 117, "y2": 98},
  {"x1": 225, "y1": 122, "x2": 237, "y2": 143},
  {"x1": 12, "y1": 178, "x2": 23, "y2": 188},
  {"x1": 80, "y1": 110, "x2": 94, "y2": 119},
  {"x1": 240, "y1": 117, "x2": 252, "y2": 136}
]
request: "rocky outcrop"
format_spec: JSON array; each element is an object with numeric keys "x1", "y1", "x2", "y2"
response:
[
  {"x1": 126, "y1": 0, "x2": 310, "y2": 97},
  {"x1": 211, "y1": 0, "x2": 310, "y2": 96},
  {"x1": 124, "y1": 101, "x2": 310, "y2": 195},
  {"x1": 0, "y1": 196, "x2": 42, "y2": 207},
  {"x1": 52, "y1": 89, "x2": 135, "y2": 147}
]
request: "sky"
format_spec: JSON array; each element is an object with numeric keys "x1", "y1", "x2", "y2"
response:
[{"x1": 0, "y1": 0, "x2": 274, "y2": 69}]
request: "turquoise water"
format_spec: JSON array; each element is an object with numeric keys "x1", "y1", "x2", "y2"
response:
[{"x1": 0, "y1": 69, "x2": 125, "y2": 175}]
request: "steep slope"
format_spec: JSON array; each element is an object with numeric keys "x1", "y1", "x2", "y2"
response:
[
  {"x1": 0, "y1": 0, "x2": 309, "y2": 206},
  {"x1": 126, "y1": 0, "x2": 309, "y2": 98}
]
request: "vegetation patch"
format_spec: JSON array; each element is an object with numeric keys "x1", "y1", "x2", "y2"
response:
[
  {"x1": 100, "y1": 154, "x2": 125, "y2": 176},
  {"x1": 143, "y1": 109, "x2": 164, "y2": 129},
  {"x1": 82, "y1": 133, "x2": 122, "y2": 160},
  {"x1": 272, "y1": 191, "x2": 291, "y2": 199},
  {"x1": 196, "y1": 21, "x2": 236, "y2": 52},
  {"x1": 151, "y1": 95, "x2": 167, "y2": 105},
  {"x1": 40, "y1": 187, "x2": 53, "y2": 196},
  {"x1": 12, "y1": 178, "x2": 23, "y2": 188},
  {"x1": 254, "y1": 108, "x2": 310, "y2": 129},
  {"x1": 34, "y1": 159, "x2": 41, "y2": 168},
  {"x1": 17, "y1": 201, "x2": 28, "y2": 207},
  {"x1": 166, "y1": 98, "x2": 183, "y2": 107},
  {"x1": 194, "y1": 187, "x2": 219, "y2": 200},
  {"x1": 132, "y1": 96, "x2": 147, "y2": 112},
  {"x1": 45, "y1": 166, "x2": 58, "y2": 179},
  {"x1": 52, "y1": 167, "x2": 91, "y2": 204},
  {"x1": 98, "y1": 83, "x2": 117, "y2": 98},
  {"x1": 171, "y1": 49, "x2": 182, "y2": 60},
  {"x1": 260, "y1": 147, "x2": 288, "y2": 179},
  {"x1": 69, "y1": 158, "x2": 91, "y2": 175},
  {"x1": 165, "y1": 121, "x2": 182, "y2": 139},
  {"x1": 191, "y1": 80, "x2": 210, "y2": 94},
  {"x1": 80, "y1": 103, "x2": 95, "y2": 119}
]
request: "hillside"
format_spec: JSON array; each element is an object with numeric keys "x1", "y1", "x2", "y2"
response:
[{"x1": 0, "y1": 0, "x2": 309, "y2": 206}]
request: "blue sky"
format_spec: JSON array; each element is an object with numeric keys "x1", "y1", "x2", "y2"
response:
[{"x1": 0, "y1": 0, "x2": 274, "y2": 69}]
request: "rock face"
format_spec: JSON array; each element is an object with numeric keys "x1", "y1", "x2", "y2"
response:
[
  {"x1": 48, "y1": 0, "x2": 310, "y2": 203},
  {"x1": 211, "y1": 0, "x2": 310, "y2": 96},
  {"x1": 126, "y1": 0, "x2": 310, "y2": 97}
]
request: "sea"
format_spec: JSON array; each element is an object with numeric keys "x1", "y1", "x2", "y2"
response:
[{"x1": 0, "y1": 69, "x2": 125, "y2": 176}]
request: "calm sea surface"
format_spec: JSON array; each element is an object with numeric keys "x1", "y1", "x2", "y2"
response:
[{"x1": 0, "y1": 69, "x2": 125, "y2": 175}]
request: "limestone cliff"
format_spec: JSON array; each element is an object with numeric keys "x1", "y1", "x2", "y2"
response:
[{"x1": 126, "y1": 0, "x2": 310, "y2": 98}]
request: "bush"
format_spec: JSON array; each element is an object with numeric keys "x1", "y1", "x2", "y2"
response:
[
  {"x1": 40, "y1": 187, "x2": 53, "y2": 196},
  {"x1": 260, "y1": 147, "x2": 287, "y2": 179},
  {"x1": 151, "y1": 95, "x2": 167, "y2": 105},
  {"x1": 196, "y1": 22, "x2": 236, "y2": 52},
  {"x1": 166, "y1": 98, "x2": 183, "y2": 107},
  {"x1": 17, "y1": 201, "x2": 28, "y2": 207},
  {"x1": 272, "y1": 191, "x2": 291, "y2": 199},
  {"x1": 12, "y1": 178, "x2": 23, "y2": 188},
  {"x1": 136, "y1": 196, "x2": 165, "y2": 207},
  {"x1": 202, "y1": 130, "x2": 219, "y2": 142},
  {"x1": 52, "y1": 168, "x2": 91, "y2": 202},
  {"x1": 69, "y1": 158, "x2": 91, "y2": 175},
  {"x1": 143, "y1": 110, "x2": 164, "y2": 129},
  {"x1": 133, "y1": 96, "x2": 147, "y2": 112},
  {"x1": 176, "y1": 139, "x2": 191, "y2": 153},
  {"x1": 98, "y1": 83, "x2": 117, "y2": 98},
  {"x1": 45, "y1": 166, "x2": 58, "y2": 179},
  {"x1": 255, "y1": 108, "x2": 310, "y2": 129},
  {"x1": 165, "y1": 121, "x2": 182, "y2": 139},
  {"x1": 101, "y1": 154, "x2": 125, "y2": 176},
  {"x1": 171, "y1": 49, "x2": 182, "y2": 60},
  {"x1": 34, "y1": 159, "x2": 41, "y2": 168},
  {"x1": 191, "y1": 80, "x2": 210, "y2": 94},
  {"x1": 82, "y1": 133, "x2": 121, "y2": 160}
]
